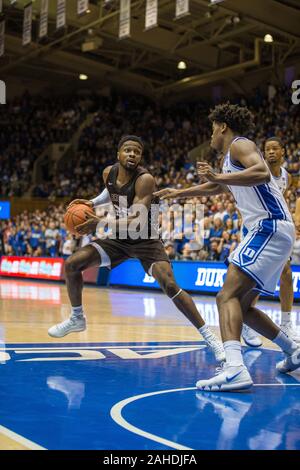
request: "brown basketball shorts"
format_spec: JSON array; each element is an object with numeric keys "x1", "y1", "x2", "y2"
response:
[{"x1": 89, "y1": 238, "x2": 170, "y2": 275}]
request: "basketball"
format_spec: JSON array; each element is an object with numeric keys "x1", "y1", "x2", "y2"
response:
[{"x1": 64, "y1": 204, "x2": 95, "y2": 234}]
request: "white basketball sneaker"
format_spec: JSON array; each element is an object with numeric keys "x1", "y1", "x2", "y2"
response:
[
  {"x1": 242, "y1": 325, "x2": 262, "y2": 347},
  {"x1": 203, "y1": 333, "x2": 226, "y2": 363},
  {"x1": 48, "y1": 315, "x2": 86, "y2": 338},
  {"x1": 280, "y1": 322, "x2": 300, "y2": 344},
  {"x1": 196, "y1": 363, "x2": 253, "y2": 392},
  {"x1": 276, "y1": 348, "x2": 300, "y2": 374}
]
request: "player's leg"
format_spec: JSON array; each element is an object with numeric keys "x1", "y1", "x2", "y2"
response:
[
  {"x1": 279, "y1": 261, "x2": 299, "y2": 342},
  {"x1": 64, "y1": 246, "x2": 101, "y2": 307},
  {"x1": 48, "y1": 244, "x2": 105, "y2": 338},
  {"x1": 241, "y1": 289, "x2": 281, "y2": 338},
  {"x1": 241, "y1": 293, "x2": 263, "y2": 348},
  {"x1": 151, "y1": 261, "x2": 225, "y2": 362},
  {"x1": 241, "y1": 289, "x2": 300, "y2": 374},
  {"x1": 196, "y1": 264, "x2": 255, "y2": 391},
  {"x1": 241, "y1": 260, "x2": 297, "y2": 346}
]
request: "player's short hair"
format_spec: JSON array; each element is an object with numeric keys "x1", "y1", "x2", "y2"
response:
[
  {"x1": 118, "y1": 135, "x2": 144, "y2": 151},
  {"x1": 209, "y1": 102, "x2": 254, "y2": 135},
  {"x1": 265, "y1": 136, "x2": 284, "y2": 147}
]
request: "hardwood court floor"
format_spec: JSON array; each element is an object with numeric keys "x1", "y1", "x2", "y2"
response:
[
  {"x1": 2, "y1": 278, "x2": 299, "y2": 345},
  {"x1": 1, "y1": 279, "x2": 300, "y2": 450}
]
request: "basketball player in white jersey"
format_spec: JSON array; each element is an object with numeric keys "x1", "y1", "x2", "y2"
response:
[
  {"x1": 155, "y1": 103, "x2": 300, "y2": 391},
  {"x1": 242, "y1": 137, "x2": 300, "y2": 346}
]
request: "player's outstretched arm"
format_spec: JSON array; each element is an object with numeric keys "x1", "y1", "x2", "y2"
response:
[
  {"x1": 201, "y1": 140, "x2": 270, "y2": 187},
  {"x1": 154, "y1": 181, "x2": 226, "y2": 200}
]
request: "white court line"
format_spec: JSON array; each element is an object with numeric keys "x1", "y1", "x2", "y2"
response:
[
  {"x1": 253, "y1": 383, "x2": 300, "y2": 386},
  {"x1": 111, "y1": 382, "x2": 300, "y2": 449},
  {"x1": 0, "y1": 425, "x2": 46, "y2": 450},
  {"x1": 0, "y1": 344, "x2": 204, "y2": 351},
  {"x1": 111, "y1": 387, "x2": 195, "y2": 450}
]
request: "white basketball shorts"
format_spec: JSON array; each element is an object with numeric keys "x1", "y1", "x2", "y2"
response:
[{"x1": 229, "y1": 219, "x2": 295, "y2": 295}]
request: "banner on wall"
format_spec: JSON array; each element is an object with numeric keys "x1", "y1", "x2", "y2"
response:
[
  {"x1": 175, "y1": 0, "x2": 190, "y2": 19},
  {"x1": 0, "y1": 20, "x2": 5, "y2": 57},
  {"x1": 77, "y1": 0, "x2": 89, "y2": 16},
  {"x1": 22, "y1": 3, "x2": 32, "y2": 46},
  {"x1": 0, "y1": 257, "x2": 64, "y2": 281},
  {"x1": 145, "y1": 0, "x2": 158, "y2": 30},
  {"x1": 0, "y1": 256, "x2": 100, "y2": 284},
  {"x1": 56, "y1": 0, "x2": 66, "y2": 30},
  {"x1": 109, "y1": 260, "x2": 300, "y2": 300},
  {"x1": 119, "y1": 0, "x2": 131, "y2": 39},
  {"x1": 39, "y1": 0, "x2": 49, "y2": 39}
]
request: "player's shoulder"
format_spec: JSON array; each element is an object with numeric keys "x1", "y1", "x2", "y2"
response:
[
  {"x1": 285, "y1": 168, "x2": 292, "y2": 186},
  {"x1": 136, "y1": 170, "x2": 155, "y2": 184},
  {"x1": 135, "y1": 169, "x2": 155, "y2": 189},
  {"x1": 102, "y1": 165, "x2": 114, "y2": 181},
  {"x1": 281, "y1": 165, "x2": 290, "y2": 176},
  {"x1": 231, "y1": 137, "x2": 257, "y2": 154}
]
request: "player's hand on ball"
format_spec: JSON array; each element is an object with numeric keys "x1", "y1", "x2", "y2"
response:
[
  {"x1": 67, "y1": 199, "x2": 93, "y2": 210},
  {"x1": 197, "y1": 162, "x2": 218, "y2": 182},
  {"x1": 76, "y1": 214, "x2": 100, "y2": 236},
  {"x1": 153, "y1": 188, "x2": 179, "y2": 200}
]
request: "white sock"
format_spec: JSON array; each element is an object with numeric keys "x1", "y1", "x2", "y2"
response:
[
  {"x1": 281, "y1": 312, "x2": 291, "y2": 325},
  {"x1": 71, "y1": 305, "x2": 84, "y2": 318},
  {"x1": 224, "y1": 340, "x2": 244, "y2": 367},
  {"x1": 199, "y1": 325, "x2": 214, "y2": 340},
  {"x1": 273, "y1": 331, "x2": 297, "y2": 354}
]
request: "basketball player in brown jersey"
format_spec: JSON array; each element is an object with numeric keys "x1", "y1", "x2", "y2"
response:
[{"x1": 48, "y1": 135, "x2": 225, "y2": 362}]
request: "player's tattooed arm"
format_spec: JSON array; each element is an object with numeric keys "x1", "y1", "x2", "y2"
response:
[{"x1": 198, "y1": 140, "x2": 270, "y2": 187}]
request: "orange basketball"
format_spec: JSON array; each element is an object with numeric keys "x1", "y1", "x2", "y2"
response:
[{"x1": 64, "y1": 204, "x2": 95, "y2": 235}]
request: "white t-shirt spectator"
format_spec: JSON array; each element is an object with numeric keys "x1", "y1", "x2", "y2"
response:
[
  {"x1": 45, "y1": 228, "x2": 59, "y2": 248},
  {"x1": 62, "y1": 239, "x2": 75, "y2": 256},
  {"x1": 214, "y1": 210, "x2": 227, "y2": 222}
]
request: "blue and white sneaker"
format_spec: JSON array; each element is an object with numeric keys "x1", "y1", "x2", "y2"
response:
[
  {"x1": 196, "y1": 363, "x2": 253, "y2": 392},
  {"x1": 276, "y1": 348, "x2": 300, "y2": 373},
  {"x1": 48, "y1": 315, "x2": 86, "y2": 338},
  {"x1": 242, "y1": 325, "x2": 262, "y2": 348}
]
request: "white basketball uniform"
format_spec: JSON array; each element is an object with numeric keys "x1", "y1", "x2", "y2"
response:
[
  {"x1": 226, "y1": 137, "x2": 295, "y2": 295},
  {"x1": 272, "y1": 166, "x2": 289, "y2": 195}
]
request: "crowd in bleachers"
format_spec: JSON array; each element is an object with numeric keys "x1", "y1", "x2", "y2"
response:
[
  {"x1": 42, "y1": 85, "x2": 300, "y2": 200},
  {"x1": 0, "y1": 85, "x2": 299, "y2": 263},
  {"x1": 0, "y1": 92, "x2": 88, "y2": 197},
  {"x1": 1, "y1": 189, "x2": 300, "y2": 264},
  {"x1": 0, "y1": 205, "x2": 73, "y2": 258}
]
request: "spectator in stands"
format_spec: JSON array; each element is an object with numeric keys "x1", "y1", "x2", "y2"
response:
[
  {"x1": 292, "y1": 230, "x2": 300, "y2": 265},
  {"x1": 207, "y1": 241, "x2": 221, "y2": 262},
  {"x1": 210, "y1": 218, "x2": 224, "y2": 242}
]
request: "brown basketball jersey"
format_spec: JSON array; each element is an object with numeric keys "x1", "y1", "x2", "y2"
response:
[{"x1": 106, "y1": 163, "x2": 159, "y2": 242}]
